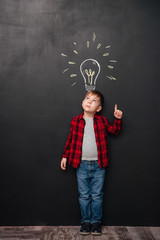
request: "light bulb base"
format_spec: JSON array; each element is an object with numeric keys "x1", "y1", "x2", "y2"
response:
[{"x1": 85, "y1": 85, "x2": 96, "y2": 91}]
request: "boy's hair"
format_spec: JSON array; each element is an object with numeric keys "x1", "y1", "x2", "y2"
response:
[{"x1": 85, "y1": 90, "x2": 104, "y2": 107}]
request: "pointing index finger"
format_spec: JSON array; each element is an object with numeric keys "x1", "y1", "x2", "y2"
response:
[{"x1": 115, "y1": 104, "x2": 118, "y2": 111}]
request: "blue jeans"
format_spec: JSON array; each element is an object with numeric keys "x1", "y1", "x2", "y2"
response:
[{"x1": 76, "y1": 160, "x2": 106, "y2": 224}]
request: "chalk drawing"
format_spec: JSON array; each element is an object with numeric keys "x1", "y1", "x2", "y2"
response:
[
  {"x1": 92, "y1": 32, "x2": 96, "y2": 42},
  {"x1": 80, "y1": 59, "x2": 100, "y2": 91},
  {"x1": 108, "y1": 65, "x2": 114, "y2": 69},
  {"x1": 107, "y1": 76, "x2": 116, "y2": 80},
  {"x1": 73, "y1": 50, "x2": 78, "y2": 54},
  {"x1": 103, "y1": 53, "x2": 109, "y2": 56},
  {"x1": 62, "y1": 68, "x2": 70, "y2": 73},
  {"x1": 97, "y1": 43, "x2": 101, "y2": 49},
  {"x1": 61, "y1": 32, "x2": 117, "y2": 89}
]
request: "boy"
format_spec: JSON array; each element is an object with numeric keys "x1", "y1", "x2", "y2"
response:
[{"x1": 61, "y1": 90, "x2": 123, "y2": 235}]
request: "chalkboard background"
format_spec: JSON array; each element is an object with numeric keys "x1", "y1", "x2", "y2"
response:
[{"x1": 0, "y1": 0, "x2": 160, "y2": 226}]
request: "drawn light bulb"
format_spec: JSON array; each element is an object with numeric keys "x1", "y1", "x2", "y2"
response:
[{"x1": 80, "y1": 59, "x2": 100, "y2": 91}]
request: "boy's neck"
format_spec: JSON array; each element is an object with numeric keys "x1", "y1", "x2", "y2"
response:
[{"x1": 83, "y1": 111, "x2": 96, "y2": 119}]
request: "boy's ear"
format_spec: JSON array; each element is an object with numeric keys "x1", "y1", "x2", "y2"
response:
[{"x1": 96, "y1": 105, "x2": 102, "y2": 112}]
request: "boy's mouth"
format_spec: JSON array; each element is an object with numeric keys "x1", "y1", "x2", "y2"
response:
[{"x1": 86, "y1": 105, "x2": 91, "y2": 108}]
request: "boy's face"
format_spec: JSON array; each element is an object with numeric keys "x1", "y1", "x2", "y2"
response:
[{"x1": 82, "y1": 93, "x2": 102, "y2": 114}]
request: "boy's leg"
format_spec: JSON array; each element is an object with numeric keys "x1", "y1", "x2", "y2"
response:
[
  {"x1": 90, "y1": 161, "x2": 106, "y2": 224},
  {"x1": 76, "y1": 161, "x2": 91, "y2": 224}
]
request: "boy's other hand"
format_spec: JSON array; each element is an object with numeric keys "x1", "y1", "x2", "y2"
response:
[
  {"x1": 61, "y1": 158, "x2": 67, "y2": 170},
  {"x1": 114, "y1": 104, "x2": 123, "y2": 119}
]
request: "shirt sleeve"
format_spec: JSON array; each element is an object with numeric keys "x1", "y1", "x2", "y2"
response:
[
  {"x1": 104, "y1": 117, "x2": 122, "y2": 135},
  {"x1": 62, "y1": 120, "x2": 73, "y2": 158}
]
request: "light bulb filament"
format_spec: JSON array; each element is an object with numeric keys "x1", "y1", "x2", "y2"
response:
[{"x1": 85, "y1": 69, "x2": 95, "y2": 85}]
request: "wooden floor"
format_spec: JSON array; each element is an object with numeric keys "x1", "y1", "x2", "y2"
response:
[{"x1": 0, "y1": 226, "x2": 160, "y2": 240}]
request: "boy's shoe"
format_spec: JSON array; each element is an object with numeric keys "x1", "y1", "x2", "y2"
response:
[
  {"x1": 91, "y1": 222, "x2": 101, "y2": 235},
  {"x1": 79, "y1": 222, "x2": 91, "y2": 235}
]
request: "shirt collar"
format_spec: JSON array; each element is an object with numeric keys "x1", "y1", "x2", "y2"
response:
[{"x1": 79, "y1": 112, "x2": 100, "y2": 120}]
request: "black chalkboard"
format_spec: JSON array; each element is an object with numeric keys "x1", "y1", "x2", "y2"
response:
[{"x1": 0, "y1": 0, "x2": 160, "y2": 226}]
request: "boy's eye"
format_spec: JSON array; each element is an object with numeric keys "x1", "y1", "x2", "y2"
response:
[{"x1": 93, "y1": 99, "x2": 96, "y2": 102}]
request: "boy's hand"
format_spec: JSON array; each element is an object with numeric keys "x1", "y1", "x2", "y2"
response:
[
  {"x1": 114, "y1": 104, "x2": 123, "y2": 119},
  {"x1": 61, "y1": 158, "x2": 67, "y2": 170}
]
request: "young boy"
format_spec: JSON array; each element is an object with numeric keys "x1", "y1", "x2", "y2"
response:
[{"x1": 61, "y1": 90, "x2": 123, "y2": 235}]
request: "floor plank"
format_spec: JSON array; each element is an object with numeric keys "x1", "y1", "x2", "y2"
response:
[
  {"x1": 127, "y1": 227, "x2": 156, "y2": 240},
  {"x1": 148, "y1": 227, "x2": 160, "y2": 240}
]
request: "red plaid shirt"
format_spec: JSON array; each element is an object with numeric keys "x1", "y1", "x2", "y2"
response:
[{"x1": 62, "y1": 112, "x2": 122, "y2": 169}]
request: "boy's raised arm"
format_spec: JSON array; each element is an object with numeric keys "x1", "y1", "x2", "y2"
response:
[{"x1": 105, "y1": 104, "x2": 123, "y2": 135}]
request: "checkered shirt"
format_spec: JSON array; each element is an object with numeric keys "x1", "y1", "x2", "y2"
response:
[{"x1": 62, "y1": 112, "x2": 122, "y2": 169}]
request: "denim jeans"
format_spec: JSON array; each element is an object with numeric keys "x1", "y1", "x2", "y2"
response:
[{"x1": 76, "y1": 160, "x2": 106, "y2": 224}]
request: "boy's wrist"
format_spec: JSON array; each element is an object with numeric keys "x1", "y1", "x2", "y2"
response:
[{"x1": 114, "y1": 117, "x2": 122, "y2": 121}]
